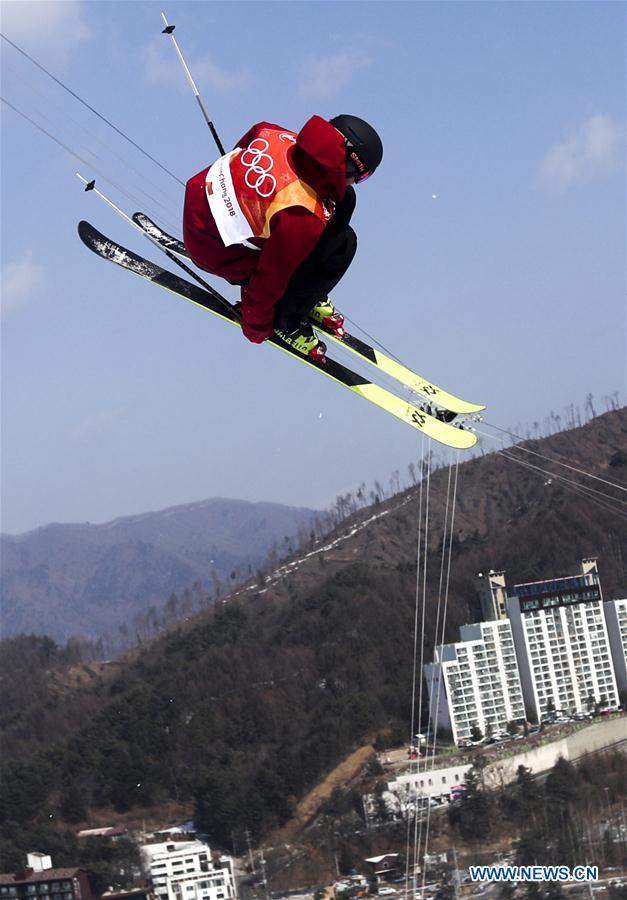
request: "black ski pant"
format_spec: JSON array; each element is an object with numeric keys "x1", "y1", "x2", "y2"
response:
[{"x1": 274, "y1": 186, "x2": 357, "y2": 331}]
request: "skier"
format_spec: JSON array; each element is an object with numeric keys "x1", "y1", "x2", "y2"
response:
[{"x1": 182, "y1": 114, "x2": 383, "y2": 360}]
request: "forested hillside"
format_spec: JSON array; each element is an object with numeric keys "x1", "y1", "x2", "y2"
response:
[{"x1": 1, "y1": 408, "x2": 625, "y2": 870}]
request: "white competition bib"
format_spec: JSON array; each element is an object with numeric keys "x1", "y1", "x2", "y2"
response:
[{"x1": 205, "y1": 151, "x2": 259, "y2": 250}]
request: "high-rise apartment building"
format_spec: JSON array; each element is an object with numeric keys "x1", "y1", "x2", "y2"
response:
[
  {"x1": 506, "y1": 559, "x2": 619, "y2": 721},
  {"x1": 603, "y1": 598, "x2": 627, "y2": 696},
  {"x1": 424, "y1": 618, "x2": 526, "y2": 744}
]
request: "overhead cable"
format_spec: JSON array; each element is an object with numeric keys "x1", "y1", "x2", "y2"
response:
[
  {"x1": 485, "y1": 420, "x2": 627, "y2": 491},
  {"x1": 474, "y1": 426, "x2": 627, "y2": 521},
  {"x1": 498, "y1": 448, "x2": 627, "y2": 522},
  {"x1": 418, "y1": 455, "x2": 460, "y2": 893},
  {"x1": 2, "y1": 97, "x2": 182, "y2": 236},
  {"x1": 0, "y1": 32, "x2": 185, "y2": 186}
]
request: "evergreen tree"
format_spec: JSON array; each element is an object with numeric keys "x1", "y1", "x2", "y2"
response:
[
  {"x1": 448, "y1": 756, "x2": 494, "y2": 841},
  {"x1": 504, "y1": 765, "x2": 544, "y2": 827}
]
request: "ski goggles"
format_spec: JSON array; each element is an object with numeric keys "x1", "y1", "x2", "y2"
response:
[{"x1": 347, "y1": 147, "x2": 373, "y2": 183}]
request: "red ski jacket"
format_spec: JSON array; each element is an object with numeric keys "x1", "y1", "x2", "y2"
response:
[{"x1": 183, "y1": 116, "x2": 347, "y2": 342}]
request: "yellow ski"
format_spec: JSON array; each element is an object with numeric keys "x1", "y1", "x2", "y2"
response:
[
  {"x1": 131, "y1": 213, "x2": 485, "y2": 416},
  {"x1": 79, "y1": 221, "x2": 478, "y2": 450}
]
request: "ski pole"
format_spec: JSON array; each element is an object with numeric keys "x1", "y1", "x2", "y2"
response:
[
  {"x1": 160, "y1": 12, "x2": 226, "y2": 156},
  {"x1": 77, "y1": 173, "x2": 239, "y2": 319}
]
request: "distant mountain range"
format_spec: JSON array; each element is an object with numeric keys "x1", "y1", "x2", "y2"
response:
[{"x1": 1, "y1": 498, "x2": 318, "y2": 641}]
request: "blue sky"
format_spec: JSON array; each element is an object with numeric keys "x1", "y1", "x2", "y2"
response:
[{"x1": 1, "y1": 0, "x2": 625, "y2": 535}]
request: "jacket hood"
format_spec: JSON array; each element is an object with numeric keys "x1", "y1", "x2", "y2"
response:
[{"x1": 293, "y1": 115, "x2": 347, "y2": 202}]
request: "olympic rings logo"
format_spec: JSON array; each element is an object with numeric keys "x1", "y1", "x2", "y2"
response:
[{"x1": 241, "y1": 138, "x2": 276, "y2": 198}]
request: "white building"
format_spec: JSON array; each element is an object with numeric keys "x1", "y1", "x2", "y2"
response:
[
  {"x1": 604, "y1": 598, "x2": 627, "y2": 695},
  {"x1": 424, "y1": 618, "x2": 526, "y2": 744},
  {"x1": 26, "y1": 853, "x2": 53, "y2": 872},
  {"x1": 388, "y1": 760, "x2": 471, "y2": 802},
  {"x1": 506, "y1": 559, "x2": 619, "y2": 722},
  {"x1": 141, "y1": 840, "x2": 236, "y2": 900}
]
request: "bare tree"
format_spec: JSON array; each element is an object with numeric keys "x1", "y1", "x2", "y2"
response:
[
  {"x1": 180, "y1": 588, "x2": 194, "y2": 620},
  {"x1": 295, "y1": 524, "x2": 308, "y2": 551},
  {"x1": 211, "y1": 569, "x2": 223, "y2": 601},
  {"x1": 603, "y1": 393, "x2": 621, "y2": 412},
  {"x1": 118, "y1": 622, "x2": 132, "y2": 653},
  {"x1": 192, "y1": 580, "x2": 208, "y2": 611},
  {"x1": 163, "y1": 592, "x2": 180, "y2": 629},
  {"x1": 267, "y1": 542, "x2": 279, "y2": 572}
]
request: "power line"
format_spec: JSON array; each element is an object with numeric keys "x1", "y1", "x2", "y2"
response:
[
  {"x1": 500, "y1": 447, "x2": 627, "y2": 509},
  {"x1": 1, "y1": 97, "x2": 180, "y2": 233},
  {"x1": 498, "y1": 448, "x2": 627, "y2": 522},
  {"x1": 485, "y1": 420, "x2": 627, "y2": 491},
  {"x1": 474, "y1": 425, "x2": 627, "y2": 521},
  {"x1": 2, "y1": 55, "x2": 177, "y2": 211},
  {"x1": 1, "y1": 96, "x2": 126, "y2": 192},
  {"x1": 0, "y1": 32, "x2": 185, "y2": 186}
]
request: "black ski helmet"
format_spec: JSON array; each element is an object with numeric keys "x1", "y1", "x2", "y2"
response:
[{"x1": 330, "y1": 114, "x2": 383, "y2": 182}]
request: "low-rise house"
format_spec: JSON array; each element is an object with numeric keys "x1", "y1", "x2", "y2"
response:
[
  {"x1": 0, "y1": 855, "x2": 92, "y2": 900},
  {"x1": 364, "y1": 855, "x2": 401, "y2": 886}
]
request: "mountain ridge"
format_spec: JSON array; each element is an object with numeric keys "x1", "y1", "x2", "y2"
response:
[
  {"x1": 1, "y1": 497, "x2": 320, "y2": 641},
  {"x1": 2, "y1": 495, "x2": 317, "y2": 539}
]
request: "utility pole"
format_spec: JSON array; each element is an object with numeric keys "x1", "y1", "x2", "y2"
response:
[
  {"x1": 331, "y1": 826, "x2": 340, "y2": 878},
  {"x1": 451, "y1": 846, "x2": 460, "y2": 900},
  {"x1": 603, "y1": 787, "x2": 611, "y2": 824},
  {"x1": 245, "y1": 829, "x2": 255, "y2": 874},
  {"x1": 259, "y1": 849, "x2": 270, "y2": 900},
  {"x1": 585, "y1": 837, "x2": 594, "y2": 900}
]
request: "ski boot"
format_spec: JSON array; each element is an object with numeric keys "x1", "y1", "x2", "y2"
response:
[
  {"x1": 274, "y1": 321, "x2": 327, "y2": 363},
  {"x1": 309, "y1": 297, "x2": 345, "y2": 338},
  {"x1": 422, "y1": 403, "x2": 458, "y2": 424}
]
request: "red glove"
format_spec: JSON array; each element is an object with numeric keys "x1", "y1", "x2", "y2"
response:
[
  {"x1": 241, "y1": 316, "x2": 274, "y2": 344},
  {"x1": 239, "y1": 290, "x2": 275, "y2": 344}
]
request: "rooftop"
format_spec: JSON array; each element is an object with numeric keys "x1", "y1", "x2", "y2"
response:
[
  {"x1": 0, "y1": 870, "x2": 82, "y2": 885},
  {"x1": 513, "y1": 574, "x2": 597, "y2": 596}
]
